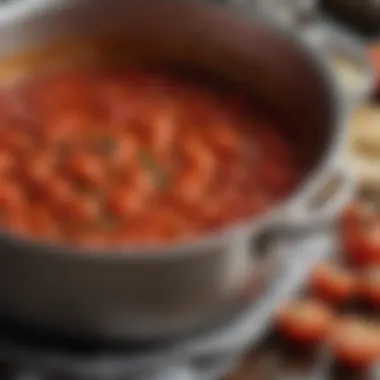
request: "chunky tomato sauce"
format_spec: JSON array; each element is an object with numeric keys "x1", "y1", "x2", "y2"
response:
[{"x1": 0, "y1": 66, "x2": 300, "y2": 248}]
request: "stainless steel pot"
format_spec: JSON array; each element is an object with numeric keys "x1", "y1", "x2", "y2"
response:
[{"x1": 0, "y1": 0, "x2": 369, "y2": 342}]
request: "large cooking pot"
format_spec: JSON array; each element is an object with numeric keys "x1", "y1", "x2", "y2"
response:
[{"x1": 0, "y1": 0, "x2": 369, "y2": 341}]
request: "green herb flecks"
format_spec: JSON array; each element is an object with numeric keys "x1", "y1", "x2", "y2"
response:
[{"x1": 139, "y1": 150, "x2": 170, "y2": 188}]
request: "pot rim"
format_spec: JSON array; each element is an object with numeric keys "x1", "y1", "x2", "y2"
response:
[{"x1": 0, "y1": 0, "x2": 348, "y2": 261}]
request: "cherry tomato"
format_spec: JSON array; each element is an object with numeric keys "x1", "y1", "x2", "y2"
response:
[
  {"x1": 182, "y1": 135, "x2": 216, "y2": 177},
  {"x1": 24, "y1": 154, "x2": 55, "y2": 192},
  {"x1": 107, "y1": 187, "x2": 144, "y2": 219},
  {"x1": 43, "y1": 111, "x2": 91, "y2": 145},
  {"x1": 341, "y1": 202, "x2": 380, "y2": 266},
  {"x1": 329, "y1": 318, "x2": 380, "y2": 368},
  {"x1": 147, "y1": 107, "x2": 177, "y2": 159},
  {"x1": 63, "y1": 196, "x2": 100, "y2": 224},
  {"x1": 309, "y1": 262, "x2": 357, "y2": 305},
  {"x1": 358, "y1": 267, "x2": 380, "y2": 307},
  {"x1": 69, "y1": 153, "x2": 105, "y2": 188},
  {"x1": 109, "y1": 133, "x2": 138, "y2": 168},
  {"x1": 173, "y1": 170, "x2": 206, "y2": 205},
  {"x1": 344, "y1": 222, "x2": 380, "y2": 266},
  {"x1": 0, "y1": 182, "x2": 26, "y2": 213},
  {"x1": 275, "y1": 299, "x2": 334, "y2": 344},
  {"x1": 341, "y1": 201, "x2": 377, "y2": 228},
  {"x1": 129, "y1": 167, "x2": 155, "y2": 196}
]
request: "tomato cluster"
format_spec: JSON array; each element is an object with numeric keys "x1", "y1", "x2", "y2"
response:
[
  {"x1": 0, "y1": 66, "x2": 299, "y2": 248},
  {"x1": 275, "y1": 201, "x2": 380, "y2": 369}
]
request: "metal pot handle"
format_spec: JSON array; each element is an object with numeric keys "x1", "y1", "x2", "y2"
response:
[
  {"x1": 286, "y1": 163, "x2": 355, "y2": 226},
  {"x1": 236, "y1": 163, "x2": 354, "y2": 307},
  {"x1": 225, "y1": 166, "x2": 353, "y2": 351}
]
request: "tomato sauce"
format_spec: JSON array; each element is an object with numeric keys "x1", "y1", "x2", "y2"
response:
[{"x1": 0, "y1": 66, "x2": 300, "y2": 248}]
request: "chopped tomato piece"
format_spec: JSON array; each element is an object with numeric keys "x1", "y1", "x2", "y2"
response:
[
  {"x1": 69, "y1": 153, "x2": 106, "y2": 188},
  {"x1": 275, "y1": 299, "x2": 334, "y2": 344},
  {"x1": 310, "y1": 262, "x2": 357, "y2": 305},
  {"x1": 344, "y1": 222, "x2": 380, "y2": 266},
  {"x1": 358, "y1": 267, "x2": 380, "y2": 307},
  {"x1": 329, "y1": 318, "x2": 380, "y2": 368}
]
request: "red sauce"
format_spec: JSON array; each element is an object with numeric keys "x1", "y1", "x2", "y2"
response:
[{"x1": 0, "y1": 66, "x2": 300, "y2": 248}]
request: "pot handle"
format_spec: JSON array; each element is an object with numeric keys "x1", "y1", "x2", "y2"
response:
[
  {"x1": 286, "y1": 163, "x2": 355, "y2": 226},
  {"x1": 238, "y1": 164, "x2": 354, "y2": 302},
  {"x1": 239, "y1": 166, "x2": 354, "y2": 335}
]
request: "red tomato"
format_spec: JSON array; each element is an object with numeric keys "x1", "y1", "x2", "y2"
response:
[
  {"x1": 111, "y1": 133, "x2": 138, "y2": 168},
  {"x1": 147, "y1": 107, "x2": 177, "y2": 159},
  {"x1": 63, "y1": 196, "x2": 100, "y2": 224},
  {"x1": 107, "y1": 187, "x2": 144, "y2": 219},
  {"x1": 0, "y1": 182, "x2": 26, "y2": 213},
  {"x1": 42, "y1": 111, "x2": 91, "y2": 145},
  {"x1": 24, "y1": 154, "x2": 55, "y2": 192},
  {"x1": 182, "y1": 134, "x2": 216, "y2": 177},
  {"x1": 129, "y1": 168, "x2": 155, "y2": 197},
  {"x1": 309, "y1": 262, "x2": 357, "y2": 305},
  {"x1": 329, "y1": 318, "x2": 380, "y2": 368},
  {"x1": 69, "y1": 153, "x2": 105, "y2": 188},
  {"x1": 172, "y1": 170, "x2": 206, "y2": 205},
  {"x1": 358, "y1": 267, "x2": 380, "y2": 307},
  {"x1": 275, "y1": 299, "x2": 334, "y2": 344},
  {"x1": 341, "y1": 201, "x2": 377, "y2": 228},
  {"x1": 344, "y1": 222, "x2": 380, "y2": 266}
]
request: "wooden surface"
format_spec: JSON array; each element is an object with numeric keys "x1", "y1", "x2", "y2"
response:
[{"x1": 227, "y1": 335, "x2": 379, "y2": 380}]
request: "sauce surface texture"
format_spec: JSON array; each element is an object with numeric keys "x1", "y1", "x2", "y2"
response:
[{"x1": 0, "y1": 66, "x2": 300, "y2": 248}]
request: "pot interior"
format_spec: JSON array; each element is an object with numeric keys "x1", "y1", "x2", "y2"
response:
[{"x1": 0, "y1": 0, "x2": 337, "y2": 177}]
